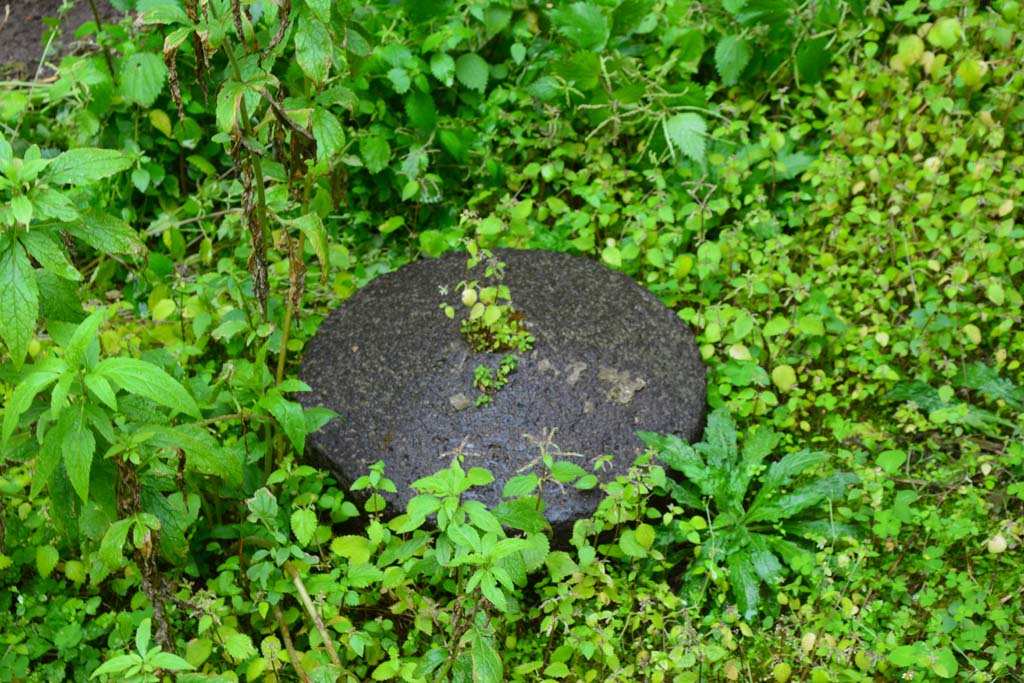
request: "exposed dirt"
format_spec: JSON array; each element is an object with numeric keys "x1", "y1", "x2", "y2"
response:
[{"x1": 0, "y1": 0, "x2": 123, "y2": 79}]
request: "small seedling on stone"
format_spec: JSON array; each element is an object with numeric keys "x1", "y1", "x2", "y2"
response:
[{"x1": 441, "y1": 238, "x2": 534, "y2": 406}]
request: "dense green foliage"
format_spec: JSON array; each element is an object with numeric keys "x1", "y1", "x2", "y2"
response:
[{"x1": 1, "y1": 0, "x2": 1022, "y2": 681}]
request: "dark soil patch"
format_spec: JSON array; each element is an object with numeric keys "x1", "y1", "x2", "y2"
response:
[{"x1": 0, "y1": 0, "x2": 123, "y2": 79}]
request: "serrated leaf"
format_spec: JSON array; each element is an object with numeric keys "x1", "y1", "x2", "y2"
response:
[
  {"x1": 387, "y1": 67, "x2": 410, "y2": 94},
  {"x1": 63, "y1": 409, "x2": 96, "y2": 502},
  {"x1": 549, "y1": 2, "x2": 609, "y2": 50},
  {"x1": 224, "y1": 632, "x2": 257, "y2": 662},
  {"x1": 0, "y1": 241, "x2": 39, "y2": 369},
  {"x1": 471, "y1": 633, "x2": 503, "y2": 683},
  {"x1": 119, "y1": 52, "x2": 168, "y2": 107},
  {"x1": 311, "y1": 109, "x2": 345, "y2": 164},
  {"x1": 715, "y1": 35, "x2": 752, "y2": 85},
  {"x1": 148, "y1": 652, "x2": 195, "y2": 672},
  {"x1": 359, "y1": 135, "x2": 391, "y2": 174},
  {"x1": 663, "y1": 112, "x2": 707, "y2": 164},
  {"x1": 331, "y1": 535, "x2": 371, "y2": 564},
  {"x1": 760, "y1": 450, "x2": 830, "y2": 492},
  {"x1": 100, "y1": 518, "x2": 132, "y2": 568},
  {"x1": 639, "y1": 431, "x2": 711, "y2": 495},
  {"x1": 455, "y1": 53, "x2": 489, "y2": 92},
  {"x1": 430, "y1": 52, "x2": 455, "y2": 85},
  {"x1": 748, "y1": 472, "x2": 857, "y2": 523},
  {"x1": 2, "y1": 364, "x2": 61, "y2": 444},
  {"x1": 491, "y1": 499, "x2": 549, "y2": 533},
  {"x1": 46, "y1": 148, "x2": 131, "y2": 186},
  {"x1": 20, "y1": 233, "x2": 78, "y2": 284},
  {"x1": 247, "y1": 488, "x2": 280, "y2": 531},
  {"x1": 295, "y1": 15, "x2": 331, "y2": 83},
  {"x1": 65, "y1": 307, "x2": 108, "y2": 369},
  {"x1": 36, "y1": 545, "x2": 59, "y2": 578},
  {"x1": 144, "y1": 424, "x2": 242, "y2": 486},
  {"x1": 216, "y1": 80, "x2": 245, "y2": 134},
  {"x1": 94, "y1": 357, "x2": 200, "y2": 418},
  {"x1": 502, "y1": 473, "x2": 538, "y2": 497},
  {"x1": 259, "y1": 391, "x2": 308, "y2": 455},
  {"x1": 290, "y1": 508, "x2": 317, "y2": 546},
  {"x1": 405, "y1": 91, "x2": 437, "y2": 130},
  {"x1": 66, "y1": 209, "x2": 145, "y2": 255}
]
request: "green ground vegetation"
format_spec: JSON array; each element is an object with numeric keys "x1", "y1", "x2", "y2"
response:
[{"x1": 1, "y1": 0, "x2": 1022, "y2": 681}]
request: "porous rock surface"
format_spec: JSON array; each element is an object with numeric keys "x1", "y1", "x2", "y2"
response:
[{"x1": 299, "y1": 249, "x2": 706, "y2": 530}]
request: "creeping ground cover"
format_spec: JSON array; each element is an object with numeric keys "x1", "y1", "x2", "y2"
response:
[{"x1": 1, "y1": 0, "x2": 1022, "y2": 681}]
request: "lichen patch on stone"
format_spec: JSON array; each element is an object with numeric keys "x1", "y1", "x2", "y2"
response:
[{"x1": 598, "y1": 366, "x2": 647, "y2": 405}]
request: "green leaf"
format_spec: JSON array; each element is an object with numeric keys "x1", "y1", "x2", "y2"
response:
[
  {"x1": 748, "y1": 472, "x2": 857, "y2": 523},
  {"x1": 731, "y1": 426, "x2": 780, "y2": 502},
  {"x1": 216, "y1": 80, "x2": 246, "y2": 134},
  {"x1": 639, "y1": 431, "x2": 711, "y2": 496},
  {"x1": 430, "y1": 52, "x2": 455, "y2": 86},
  {"x1": 223, "y1": 632, "x2": 256, "y2": 662},
  {"x1": 287, "y1": 213, "x2": 329, "y2": 282},
  {"x1": 119, "y1": 53, "x2": 168, "y2": 107},
  {"x1": 2, "y1": 365, "x2": 61, "y2": 444},
  {"x1": 663, "y1": 112, "x2": 707, "y2": 165},
  {"x1": 387, "y1": 67, "x2": 411, "y2": 94},
  {"x1": 65, "y1": 307, "x2": 108, "y2": 369},
  {"x1": 47, "y1": 148, "x2": 131, "y2": 185},
  {"x1": 305, "y1": 0, "x2": 331, "y2": 22},
  {"x1": 246, "y1": 488, "x2": 280, "y2": 532},
  {"x1": 726, "y1": 550, "x2": 761, "y2": 620},
  {"x1": 0, "y1": 240, "x2": 40, "y2": 369},
  {"x1": 90, "y1": 653, "x2": 141, "y2": 677},
  {"x1": 330, "y1": 534, "x2": 371, "y2": 564},
  {"x1": 455, "y1": 53, "x2": 489, "y2": 92},
  {"x1": 295, "y1": 15, "x2": 331, "y2": 83},
  {"x1": 491, "y1": 499, "x2": 549, "y2": 533},
  {"x1": 714, "y1": 35, "x2": 752, "y2": 85},
  {"x1": 404, "y1": 91, "x2": 437, "y2": 130},
  {"x1": 796, "y1": 36, "x2": 830, "y2": 84},
  {"x1": 771, "y1": 365, "x2": 797, "y2": 392},
  {"x1": 260, "y1": 391, "x2": 308, "y2": 455},
  {"x1": 66, "y1": 209, "x2": 145, "y2": 255},
  {"x1": 143, "y1": 424, "x2": 243, "y2": 486},
  {"x1": 876, "y1": 449, "x2": 906, "y2": 475},
  {"x1": 93, "y1": 357, "x2": 200, "y2": 418},
  {"x1": 11, "y1": 195, "x2": 33, "y2": 224},
  {"x1": 31, "y1": 187, "x2": 79, "y2": 222},
  {"x1": 359, "y1": 136, "x2": 392, "y2": 174},
  {"x1": 147, "y1": 652, "x2": 195, "y2": 672},
  {"x1": 36, "y1": 545, "x2": 59, "y2": 578},
  {"x1": 760, "y1": 450, "x2": 830, "y2": 492},
  {"x1": 135, "y1": 617, "x2": 152, "y2": 655},
  {"x1": 311, "y1": 109, "x2": 345, "y2": 164},
  {"x1": 549, "y1": 3, "x2": 609, "y2": 50},
  {"x1": 63, "y1": 408, "x2": 96, "y2": 502},
  {"x1": 19, "y1": 231, "x2": 80, "y2": 281},
  {"x1": 99, "y1": 518, "x2": 132, "y2": 568},
  {"x1": 471, "y1": 632, "x2": 503, "y2": 683},
  {"x1": 502, "y1": 473, "x2": 538, "y2": 497},
  {"x1": 290, "y1": 508, "x2": 317, "y2": 546}
]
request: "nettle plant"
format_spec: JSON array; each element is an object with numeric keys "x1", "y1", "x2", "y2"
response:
[
  {"x1": 441, "y1": 238, "x2": 534, "y2": 407},
  {"x1": 640, "y1": 409, "x2": 858, "y2": 620}
]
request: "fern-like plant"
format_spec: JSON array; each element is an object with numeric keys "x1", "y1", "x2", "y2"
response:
[{"x1": 639, "y1": 409, "x2": 857, "y2": 619}]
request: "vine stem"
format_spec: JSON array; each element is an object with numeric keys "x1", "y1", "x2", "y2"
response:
[
  {"x1": 272, "y1": 603, "x2": 314, "y2": 683},
  {"x1": 283, "y1": 561, "x2": 347, "y2": 672}
]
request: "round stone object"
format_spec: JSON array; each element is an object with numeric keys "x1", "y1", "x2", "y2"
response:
[{"x1": 298, "y1": 249, "x2": 706, "y2": 531}]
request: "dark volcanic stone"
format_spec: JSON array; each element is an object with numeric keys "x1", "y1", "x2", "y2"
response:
[{"x1": 299, "y1": 249, "x2": 705, "y2": 530}]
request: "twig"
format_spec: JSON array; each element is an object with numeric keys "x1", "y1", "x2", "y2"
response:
[{"x1": 272, "y1": 604, "x2": 313, "y2": 683}]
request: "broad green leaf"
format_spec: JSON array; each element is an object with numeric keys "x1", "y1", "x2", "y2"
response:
[
  {"x1": 2, "y1": 366, "x2": 61, "y2": 444},
  {"x1": 119, "y1": 52, "x2": 168, "y2": 107},
  {"x1": 760, "y1": 450, "x2": 830, "y2": 491},
  {"x1": 491, "y1": 499, "x2": 549, "y2": 533},
  {"x1": 260, "y1": 391, "x2": 307, "y2": 455},
  {"x1": 147, "y1": 652, "x2": 195, "y2": 672},
  {"x1": 387, "y1": 67, "x2": 410, "y2": 94},
  {"x1": 771, "y1": 364, "x2": 797, "y2": 392},
  {"x1": 287, "y1": 213, "x2": 329, "y2": 282},
  {"x1": 305, "y1": 0, "x2": 331, "y2": 22},
  {"x1": 135, "y1": 617, "x2": 152, "y2": 655},
  {"x1": 223, "y1": 632, "x2": 256, "y2": 662},
  {"x1": 290, "y1": 508, "x2": 317, "y2": 546},
  {"x1": 796, "y1": 36, "x2": 831, "y2": 85},
  {"x1": 330, "y1": 535, "x2": 371, "y2": 564},
  {"x1": 31, "y1": 408, "x2": 74, "y2": 498},
  {"x1": 549, "y1": 2, "x2": 609, "y2": 50},
  {"x1": 664, "y1": 113, "x2": 707, "y2": 165},
  {"x1": 246, "y1": 488, "x2": 280, "y2": 531},
  {"x1": 66, "y1": 209, "x2": 145, "y2": 255},
  {"x1": 63, "y1": 408, "x2": 96, "y2": 502},
  {"x1": 11, "y1": 195, "x2": 33, "y2": 224},
  {"x1": 311, "y1": 109, "x2": 345, "y2": 164},
  {"x1": 714, "y1": 35, "x2": 752, "y2": 85},
  {"x1": 404, "y1": 91, "x2": 437, "y2": 130},
  {"x1": 726, "y1": 550, "x2": 761, "y2": 620},
  {"x1": 455, "y1": 53, "x2": 489, "y2": 92},
  {"x1": 216, "y1": 80, "x2": 246, "y2": 134},
  {"x1": 0, "y1": 240, "x2": 40, "y2": 369},
  {"x1": 502, "y1": 473, "x2": 538, "y2": 497},
  {"x1": 695, "y1": 409, "x2": 739, "y2": 472},
  {"x1": 36, "y1": 545, "x2": 59, "y2": 578},
  {"x1": 613, "y1": 0, "x2": 656, "y2": 35},
  {"x1": 961, "y1": 362, "x2": 1023, "y2": 404},
  {"x1": 549, "y1": 460, "x2": 587, "y2": 483},
  {"x1": 554, "y1": 51, "x2": 601, "y2": 90},
  {"x1": 19, "y1": 231, "x2": 80, "y2": 281},
  {"x1": 748, "y1": 536, "x2": 785, "y2": 584},
  {"x1": 730, "y1": 425, "x2": 780, "y2": 503},
  {"x1": 359, "y1": 135, "x2": 391, "y2": 174},
  {"x1": 93, "y1": 357, "x2": 200, "y2": 418},
  {"x1": 430, "y1": 52, "x2": 456, "y2": 86},
  {"x1": 638, "y1": 431, "x2": 711, "y2": 496},
  {"x1": 46, "y1": 148, "x2": 131, "y2": 185},
  {"x1": 145, "y1": 424, "x2": 243, "y2": 485},
  {"x1": 479, "y1": 572, "x2": 508, "y2": 612},
  {"x1": 483, "y1": 6, "x2": 512, "y2": 34},
  {"x1": 619, "y1": 529, "x2": 647, "y2": 558},
  {"x1": 295, "y1": 15, "x2": 331, "y2": 84},
  {"x1": 748, "y1": 472, "x2": 857, "y2": 523},
  {"x1": 90, "y1": 653, "x2": 141, "y2": 677},
  {"x1": 65, "y1": 307, "x2": 108, "y2": 369},
  {"x1": 36, "y1": 271, "x2": 86, "y2": 323},
  {"x1": 471, "y1": 632, "x2": 503, "y2": 683}
]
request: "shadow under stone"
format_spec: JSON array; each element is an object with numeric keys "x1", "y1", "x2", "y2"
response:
[{"x1": 299, "y1": 249, "x2": 706, "y2": 532}]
